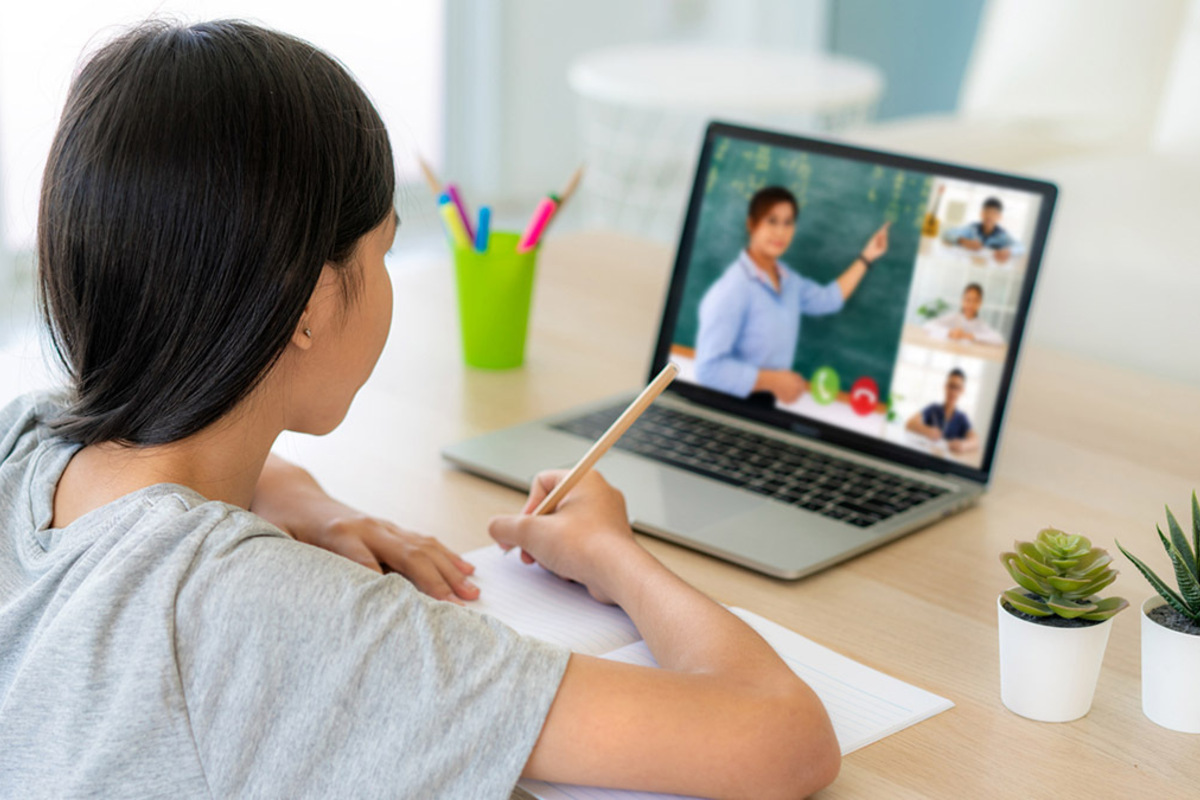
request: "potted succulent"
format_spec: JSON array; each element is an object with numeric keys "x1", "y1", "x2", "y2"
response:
[
  {"x1": 998, "y1": 528, "x2": 1128, "y2": 722},
  {"x1": 1117, "y1": 492, "x2": 1200, "y2": 733}
]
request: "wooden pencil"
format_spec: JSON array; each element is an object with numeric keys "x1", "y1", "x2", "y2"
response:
[
  {"x1": 417, "y1": 155, "x2": 441, "y2": 197},
  {"x1": 555, "y1": 164, "x2": 585, "y2": 210},
  {"x1": 532, "y1": 362, "x2": 678, "y2": 516}
]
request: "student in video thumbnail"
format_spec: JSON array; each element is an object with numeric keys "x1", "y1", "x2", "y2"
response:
[
  {"x1": 923, "y1": 282, "x2": 1005, "y2": 345},
  {"x1": 905, "y1": 368, "x2": 980, "y2": 455},
  {"x1": 944, "y1": 197, "x2": 1024, "y2": 263},
  {"x1": 694, "y1": 186, "x2": 890, "y2": 404}
]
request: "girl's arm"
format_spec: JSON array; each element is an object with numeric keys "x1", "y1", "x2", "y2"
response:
[
  {"x1": 489, "y1": 471, "x2": 840, "y2": 800},
  {"x1": 252, "y1": 454, "x2": 478, "y2": 602}
]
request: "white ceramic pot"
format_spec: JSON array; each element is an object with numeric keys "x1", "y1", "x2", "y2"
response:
[
  {"x1": 997, "y1": 595, "x2": 1114, "y2": 722},
  {"x1": 1141, "y1": 595, "x2": 1200, "y2": 733}
]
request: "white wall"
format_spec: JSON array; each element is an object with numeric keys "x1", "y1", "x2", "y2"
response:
[
  {"x1": 0, "y1": 1, "x2": 444, "y2": 253},
  {"x1": 445, "y1": 0, "x2": 827, "y2": 205},
  {"x1": 1154, "y1": 0, "x2": 1200, "y2": 153}
]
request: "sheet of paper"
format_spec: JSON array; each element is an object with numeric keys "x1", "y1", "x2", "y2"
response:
[
  {"x1": 519, "y1": 607, "x2": 953, "y2": 800},
  {"x1": 518, "y1": 778, "x2": 688, "y2": 800},
  {"x1": 725, "y1": 607, "x2": 954, "y2": 754},
  {"x1": 461, "y1": 545, "x2": 641, "y2": 656}
]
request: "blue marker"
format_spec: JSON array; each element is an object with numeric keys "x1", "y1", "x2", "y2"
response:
[{"x1": 475, "y1": 205, "x2": 491, "y2": 252}]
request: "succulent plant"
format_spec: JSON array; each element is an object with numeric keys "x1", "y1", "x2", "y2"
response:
[
  {"x1": 1001, "y1": 528, "x2": 1129, "y2": 621},
  {"x1": 1117, "y1": 492, "x2": 1200, "y2": 624}
]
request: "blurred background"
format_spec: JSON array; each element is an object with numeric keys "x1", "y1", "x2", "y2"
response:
[{"x1": 1, "y1": 0, "x2": 1197, "y2": 388}]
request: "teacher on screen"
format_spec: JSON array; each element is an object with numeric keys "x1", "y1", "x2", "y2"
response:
[{"x1": 694, "y1": 186, "x2": 890, "y2": 404}]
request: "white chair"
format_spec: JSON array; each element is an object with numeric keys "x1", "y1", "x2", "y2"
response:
[{"x1": 568, "y1": 45, "x2": 884, "y2": 240}]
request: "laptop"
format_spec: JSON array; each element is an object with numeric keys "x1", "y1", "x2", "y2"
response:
[{"x1": 443, "y1": 121, "x2": 1057, "y2": 579}]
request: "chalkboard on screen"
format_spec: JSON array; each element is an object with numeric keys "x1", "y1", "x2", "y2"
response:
[{"x1": 673, "y1": 136, "x2": 931, "y2": 402}]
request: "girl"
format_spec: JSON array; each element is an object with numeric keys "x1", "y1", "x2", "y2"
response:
[
  {"x1": 0, "y1": 21, "x2": 839, "y2": 799},
  {"x1": 695, "y1": 186, "x2": 890, "y2": 406}
]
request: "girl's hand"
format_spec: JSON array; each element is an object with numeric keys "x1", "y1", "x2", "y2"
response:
[
  {"x1": 252, "y1": 455, "x2": 478, "y2": 603},
  {"x1": 300, "y1": 509, "x2": 479, "y2": 604},
  {"x1": 861, "y1": 221, "x2": 890, "y2": 262},
  {"x1": 487, "y1": 470, "x2": 640, "y2": 605}
]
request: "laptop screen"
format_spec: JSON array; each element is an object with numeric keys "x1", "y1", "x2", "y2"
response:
[{"x1": 656, "y1": 123, "x2": 1056, "y2": 481}]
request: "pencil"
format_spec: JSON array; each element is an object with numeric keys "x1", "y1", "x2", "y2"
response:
[
  {"x1": 556, "y1": 164, "x2": 585, "y2": 211},
  {"x1": 532, "y1": 362, "x2": 679, "y2": 516},
  {"x1": 417, "y1": 155, "x2": 441, "y2": 197}
]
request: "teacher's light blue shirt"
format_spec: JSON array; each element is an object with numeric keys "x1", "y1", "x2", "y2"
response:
[{"x1": 694, "y1": 251, "x2": 844, "y2": 398}]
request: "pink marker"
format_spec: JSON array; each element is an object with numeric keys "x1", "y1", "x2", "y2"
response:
[
  {"x1": 517, "y1": 196, "x2": 558, "y2": 253},
  {"x1": 446, "y1": 183, "x2": 475, "y2": 242}
]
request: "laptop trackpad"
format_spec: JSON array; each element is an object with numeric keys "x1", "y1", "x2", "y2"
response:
[{"x1": 593, "y1": 452, "x2": 763, "y2": 532}]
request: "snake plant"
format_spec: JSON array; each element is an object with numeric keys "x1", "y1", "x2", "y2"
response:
[
  {"x1": 1001, "y1": 528, "x2": 1129, "y2": 621},
  {"x1": 1117, "y1": 492, "x2": 1200, "y2": 624}
]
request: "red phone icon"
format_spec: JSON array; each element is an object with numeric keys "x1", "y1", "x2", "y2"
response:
[{"x1": 850, "y1": 377, "x2": 879, "y2": 416}]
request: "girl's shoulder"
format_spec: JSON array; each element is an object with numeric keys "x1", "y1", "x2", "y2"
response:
[{"x1": 0, "y1": 389, "x2": 74, "y2": 464}]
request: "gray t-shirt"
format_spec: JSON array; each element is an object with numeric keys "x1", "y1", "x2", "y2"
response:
[{"x1": 0, "y1": 392, "x2": 570, "y2": 798}]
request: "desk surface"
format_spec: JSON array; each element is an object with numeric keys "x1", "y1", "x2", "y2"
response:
[{"x1": 275, "y1": 232, "x2": 1200, "y2": 799}]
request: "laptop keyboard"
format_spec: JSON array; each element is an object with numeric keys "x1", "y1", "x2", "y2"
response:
[{"x1": 551, "y1": 403, "x2": 950, "y2": 528}]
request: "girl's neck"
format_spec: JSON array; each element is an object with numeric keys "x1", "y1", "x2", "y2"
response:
[{"x1": 51, "y1": 395, "x2": 282, "y2": 529}]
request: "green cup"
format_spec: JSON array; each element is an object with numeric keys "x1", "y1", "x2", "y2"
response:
[{"x1": 453, "y1": 231, "x2": 538, "y2": 369}]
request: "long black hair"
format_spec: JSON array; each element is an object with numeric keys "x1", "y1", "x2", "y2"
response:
[{"x1": 37, "y1": 20, "x2": 395, "y2": 446}]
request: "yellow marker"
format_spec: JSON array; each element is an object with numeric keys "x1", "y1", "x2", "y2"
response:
[{"x1": 439, "y1": 196, "x2": 471, "y2": 249}]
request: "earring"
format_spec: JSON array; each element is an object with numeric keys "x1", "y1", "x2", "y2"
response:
[{"x1": 304, "y1": 328, "x2": 312, "y2": 338}]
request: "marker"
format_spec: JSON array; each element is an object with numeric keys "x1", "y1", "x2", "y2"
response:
[
  {"x1": 445, "y1": 183, "x2": 475, "y2": 242},
  {"x1": 517, "y1": 196, "x2": 558, "y2": 253},
  {"x1": 438, "y1": 193, "x2": 471, "y2": 249},
  {"x1": 475, "y1": 206, "x2": 491, "y2": 252}
]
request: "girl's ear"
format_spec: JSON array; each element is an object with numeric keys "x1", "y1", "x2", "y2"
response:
[
  {"x1": 290, "y1": 264, "x2": 339, "y2": 350},
  {"x1": 291, "y1": 314, "x2": 315, "y2": 351}
]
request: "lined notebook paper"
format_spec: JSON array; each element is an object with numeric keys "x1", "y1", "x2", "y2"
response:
[
  {"x1": 464, "y1": 545, "x2": 640, "y2": 655},
  {"x1": 462, "y1": 546, "x2": 953, "y2": 800}
]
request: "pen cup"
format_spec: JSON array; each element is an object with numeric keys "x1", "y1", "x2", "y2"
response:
[{"x1": 453, "y1": 232, "x2": 538, "y2": 369}]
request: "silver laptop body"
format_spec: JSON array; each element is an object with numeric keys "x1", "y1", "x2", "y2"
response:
[{"x1": 444, "y1": 122, "x2": 1057, "y2": 580}]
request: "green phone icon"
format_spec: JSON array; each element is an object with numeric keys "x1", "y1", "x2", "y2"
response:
[{"x1": 811, "y1": 366, "x2": 840, "y2": 406}]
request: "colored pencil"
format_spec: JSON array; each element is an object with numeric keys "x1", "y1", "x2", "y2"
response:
[
  {"x1": 556, "y1": 164, "x2": 585, "y2": 211},
  {"x1": 417, "y1": 155, "x2": 441, "y2": 197}
]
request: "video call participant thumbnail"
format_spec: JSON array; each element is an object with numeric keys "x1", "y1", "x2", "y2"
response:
[
  {"x1": 905, "y1": 368, "x2": 980, "y2": 455},
  {"x1": 944, "y1": 197, "x2": 1023, "y2": 263},
  {"x1": 923, "y1": 283, "x2": 1005, "y2": 345},
  {"x1": 694, "y1": 186, "x2": 890, "y2": 405}
]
